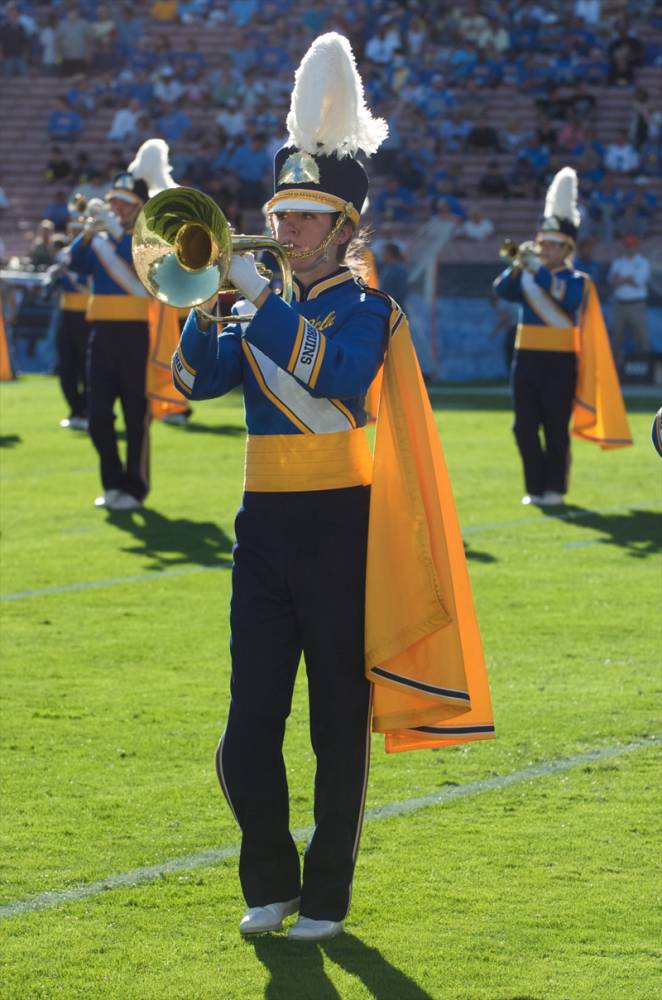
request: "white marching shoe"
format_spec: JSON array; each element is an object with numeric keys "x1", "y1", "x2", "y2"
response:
[
  {"x1": 94, "y1": 490, "x2": 142, "y2": 511},
  {"x1": 239, "y1": 897, "x2": 300, "y2": 935},
  {"x1": 540, "y1": 490, "x2": 564, "y2": 506},
  {"x1": 521, "y1": 494, "x2": 543, "y2": 506},
  {"x1": 94, "y1": 489, "x2": 122, "y2": 508},
  {"x1": 287, "y1": 917, "x2": 344, "y2": 941}
]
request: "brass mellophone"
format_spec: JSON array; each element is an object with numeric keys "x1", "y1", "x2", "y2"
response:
[
  {"x1": 499, "y1": 239, "x2": 541, "y2": 268},
  {"x1": 131, "y1": 187, "x2": 293, "y2": 323}
]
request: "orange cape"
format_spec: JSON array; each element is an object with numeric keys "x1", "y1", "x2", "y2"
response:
[
  {"x1": 572, "y1": 280, "x2": 632, "y2": 449},
  {"x1": 146, "y1": 300, "x2": 188, "y2": 419},
  {"x1": 366, "y1": 308, "x2": 495, "y2": 753}
]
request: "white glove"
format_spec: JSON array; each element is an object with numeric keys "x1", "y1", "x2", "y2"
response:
[
  {"x1": 230, "y1": 297, "x2": 258, "y2": 333},
  {"x1": 518, "y1": 241, "x2": 542, "y2": 274},
  {"x1": 228, "y1": 252, "x2": 270, "y2": 304}
]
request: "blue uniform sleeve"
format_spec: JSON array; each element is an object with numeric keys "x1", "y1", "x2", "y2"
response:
[
  {"x1": 534, "y1": 267, "x2": 585, "y2": 319},
  {"x1": 171, "y1": 310, "x2": 243, "y2": 400},
  {"x1": 493, "y1": 266, "x2": 523, "y2": 302},
  {"x1": 68, "y1": 234, "x2": 95, "y2": 275},
  {"x1": 243, "y1": 291, "x2": 388, "y2": 399}
]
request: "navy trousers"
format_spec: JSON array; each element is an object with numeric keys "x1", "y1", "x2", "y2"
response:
[
  {"x1": 217, "y1": 486, "x2": 372, "y2": 922},
  {"x1": 87, "y1": 320, "x2": 150, "y2": 501},
  {"x1": 57, "y1": 309, "x2": 89, "y2": 419},
  {"x1": 511, "y1": 349, "x2": 577, "y2": 496}
]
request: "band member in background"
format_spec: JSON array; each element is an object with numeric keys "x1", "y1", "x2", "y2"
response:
[
  {"x1": 170, "y1": 33, "x2": 493, "y2": 943},
  {"x1": 69, "y1": 170, "x2": 151, "y2": 510},
  {"x1": 494, "y1": 167, "x2": 631, "y2": 506},
  {"x1": 48, "y1": 231, "x2": 90, "y2": 430}
]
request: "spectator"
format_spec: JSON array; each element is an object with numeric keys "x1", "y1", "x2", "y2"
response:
[
  {"x1": 106, "y1": 98, "x2": 143, "y2": 143},
  {"x1": 364, "y1": 20, "x2": 401, "y2": 65},
  {"x1": 378, "y1": 242, "x2": 409, "y2": 309},
  {"x1": 566, "y1": 81, "x2": 597, "y2": 117},
  {"x1": 629, "y1": 87, "x2": 657, "y2": 150},
  {"x1": 619, "y1": 187, "x2": 657, "y2": 239},
  {"x1": 215, "y1": 98, "x2": 247, "y2": 139},
  {"x1": 150, "y1": 0, "x2": 178, "y2": 20},
  {"x1": 607, "y1": 235, "x2": 651, "y2": 368},
  {"x1": 574, "y1": 238, "x2": 603, "y2": 287},
  {"x1": 66, "y1": 76, "x2": 97, "y2": 116},
  {"x1": 502, "y1": 118, "x2": 531, "y2": 155},
  {"x1": 44, "y1": 193, "x2": 70, "y2": 231},
  {"x1": 458, "y1": 207, "x2": 495, "y2": 241},
  {"x1": 1, "y1": 3, "x2": 29, "y2": 77},
  {"x1": 478, "y1": 160, "x2": 510, "y2": 198},
  {"x1": 152, "y1": 65, "x2": 184, "y2": 105},
  {"x1": 373, "y1": 175, "x2": 415, "y2": 222},
  {"x1": 38, "y1": 11, "x2": 59, "y2": 75},
  {"x1": 228, "y1": 132, "x2": 272, "y2": 208},
  {"x1": 56, "y1": 6, "x2": 92, "y2": 76},
  {"x1": 228, "y1": 0, "x2": 258, "y2": 28},
  {"x1": 156, "y1": 99, "x2": 192, "y2": 143},
  {"x1": 72, "y1": 151, "x2": 101, "y2": 185},
  {"x1": 604, "y1": 130, "x2": 640, "y2": 174},
  {"x1": 607, "y1": 23, "x2": 643, "y2": 86},
  {"x1": 438, "y1": 109, "x2": 473, "y2": 153},
  {"x1": 48, "y1": 97, "x2": 83, "y2": 143},
  {"x1": 558, "y1": 115, "x2": 587, "y2": 153},
  {"x1": 507, "y1": 158, "x2": 541, "y2": 199},
  {"x1": 45, "y1": 146, "x2": 73, "y2": 183},
  {"x1": 465, "y1": 117, "x2": 501, "y2": 153},
  {"x1": 574, "y1": 0, "x2": 601, "y2": 25},
  {"x1": 535, "y1": 117, "x2": 558, "y2": 154},
  {"x1": 30, "y1": 219, "x2": 57, "y2": 269},
  {"x1": 0, "y1": 185, "x2": 9, "y2": 212},
  {"x1": 586, "y1": 175, "x2": 627, "y2": 242}
]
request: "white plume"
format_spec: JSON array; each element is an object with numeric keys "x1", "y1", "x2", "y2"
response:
[
  {"x1": 128, "y1": 138, "x2": 178, "y2": 197},
  {"x1": 286, "y1": 32, "x2": 388, "y2": 158},
  {"x1": 544, "y1": 167, "x2": 580, "y2": 226}
]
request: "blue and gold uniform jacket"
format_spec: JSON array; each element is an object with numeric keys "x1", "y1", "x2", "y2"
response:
[
  {"x1": 493, "y1": 264, "x2": 586, "y2": 354},
  {"x1": 69, "y1": 231, "x2": 148, "y2": 323},
  {"x1": 55, "y1": 265, "x2": 90, "y2": 314},
  {"x1": 173, "y1": 268, "x2": 390, "y2": 491}
]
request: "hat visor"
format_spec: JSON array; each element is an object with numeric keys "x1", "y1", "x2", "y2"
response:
[
  {"x1": 536, "y1": 230, "x2": 575, "y2": 247},
  {"x1": 105, "y1": 189, "x2": 144, "y2": 205},
  {"x1": 266, "y1": 189, "x2": 360, "y2": 224}
]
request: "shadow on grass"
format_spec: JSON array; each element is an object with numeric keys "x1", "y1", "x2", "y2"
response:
[
  {"x1": 0, "y1": 434, "x2": 21, "y2": 447},
  {"x1": 250, "y1": 932, "x2": 435, "y2": 1000},
  {"x1": 105, "y1": 507, "x2": 233, "y2": 569},
  {"x1": 541, "y1": 504, "x2": 661, "y2": 558},
  {"x1": 464, "y1": 541, "x2": 498, "y2": 563}
]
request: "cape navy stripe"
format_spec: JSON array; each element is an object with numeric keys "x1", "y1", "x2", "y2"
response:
[
  {"x1": 371, "y1": 666, "x2": 471, "y2": 701},
  {"x1": 413, "y1": 724, "x2": 496, "y2": 735}
]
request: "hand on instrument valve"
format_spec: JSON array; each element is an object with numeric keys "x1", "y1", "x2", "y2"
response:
[
  {"x1": 83, "y1": 199, "x2": 124, "y2": 242},
  {"x1": 228, "y1": 252, "x2": 270, "y2": 305},
  {"x1": 517, "y1": 241, "x2": 542, "y2": 274}
]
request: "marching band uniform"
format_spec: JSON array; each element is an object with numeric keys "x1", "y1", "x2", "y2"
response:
[
  {"x1": 53, "y1": 260, "x2": 90, "y2": 430},
  {"x1": 494, "y1": 167, "x2": 631, "y2": 505},
  {"x1": 69, "y1": 172, "x2": 150, "y2": 510},
  {"x1": 172, "y1": 34, "x2": 494, "y2": 941}
]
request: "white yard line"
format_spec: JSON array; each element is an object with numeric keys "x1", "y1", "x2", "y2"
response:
[{"x1": 1, "y1": 737, "x2": 657, "y2": 921}]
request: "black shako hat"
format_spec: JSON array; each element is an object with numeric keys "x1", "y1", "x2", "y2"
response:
[
  {"x1": 269, "y1": 145, "x2": 369, "y2": 225},
  {"x1": 264, "y1": 33, "x2": 387, "y2": 227},
  {"x1": 105, "y1": 171, "x2": 149, "y2": 206}
]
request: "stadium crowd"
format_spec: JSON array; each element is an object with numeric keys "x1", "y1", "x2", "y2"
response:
[{"x1": 0, "y1": 0, "x2": 660, "y2": 270}]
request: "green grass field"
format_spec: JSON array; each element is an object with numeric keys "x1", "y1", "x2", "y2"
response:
[{"x1": 1, "y1": 374, "x2": 660, "y2": 1000}]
